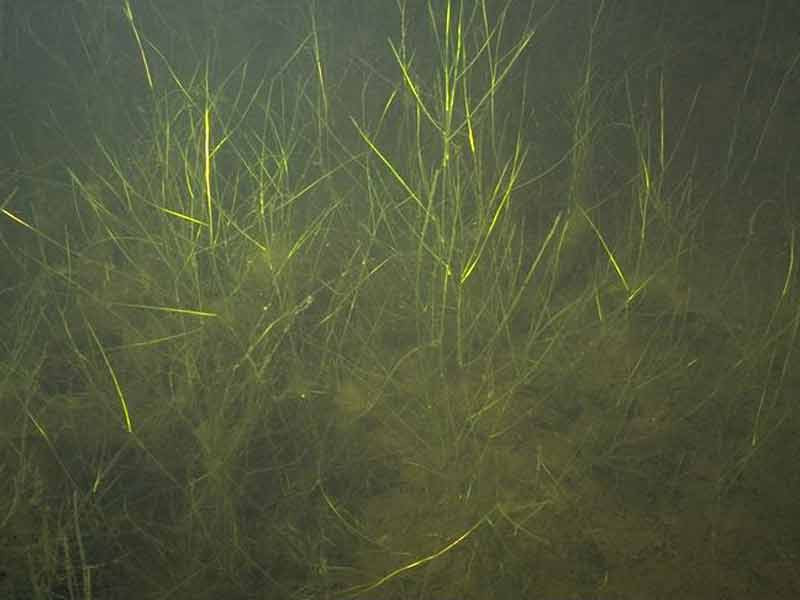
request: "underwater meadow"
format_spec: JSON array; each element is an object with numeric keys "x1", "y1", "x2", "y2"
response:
[{"x1": 1, "y1": 1, "x2": 799, "y2": 598}]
